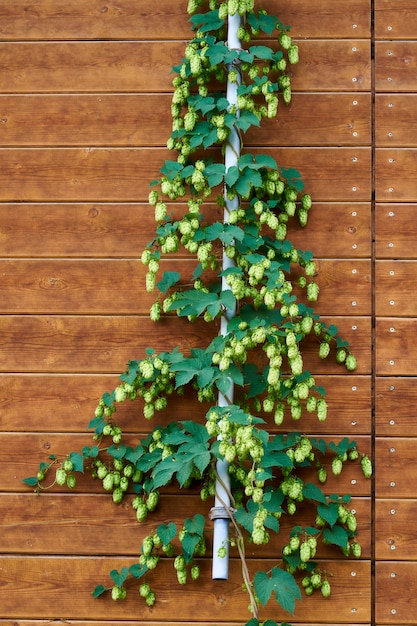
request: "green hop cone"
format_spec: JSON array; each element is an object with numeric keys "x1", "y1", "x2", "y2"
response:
[
  {"x1": 177, "y1": 569, "x2": 187, "y2": 585},
  {"x1": 361, "y1": 454, "x2": 372, "y2": 478},
  {"x1": 112, "y1": 487, "x2": 124, "y2": 504},
  {"x1": 346, "y1": 353, "x2": 357, "y2": 371},
  {"x1": 300, "y1": 541, "x2": 311, "y2": 563},
  {"x1": 146, "y1": 491, "x2": 159, "y2": 512},
  {"x1": 63, "y1": 459, "x2": 74, "y2": 473},
  {"x1": 318, "y1": 466, "x2": 327, "y2": 484},
  {"x1": 66, "y1": 474, "x2": 76, "y2": 489},
  {"x1": 145, "y1": 591, "x2": 156, "y2": 606},
  {"x1": 191, "y1": 564, "x2": 200, "y2": 580},
  {"x1": 352, "y1": 541, "x2": 362, "y2": 558},
  {"x1": 139, "y1": 583, "x2": 151, "y2": 598},
  {"x1": 321, "y1": 579, "x2": 331, "y2": 598},
  {"x1": 316, "y1": 398, "x2": 327, "y2": 421},
  {"x1": 55, "y1": 467, "x2": 67, "y2": 486},
  {"x1": 288, "y1": 44, "x2": 299, "y2": 64},
  {"x1": 279, "y1": 32, "x2": 292, "y2": 50},
  {"x1": 311, "y1": 572, "x2": 322, "y2": 589},
  {"x1": 319, "y1": 341, "x2": 331, "y2": 359},
  {"x1": 331, "y1": 457, "x2": 343, "y2": 476},
  {"x1": 111, "y1": 586, "x2": 126, "y2": 601}
]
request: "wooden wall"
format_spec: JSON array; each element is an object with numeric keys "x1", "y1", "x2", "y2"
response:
[{"x1": 0, "y1": 0, "x2": 413, "y2": 624}]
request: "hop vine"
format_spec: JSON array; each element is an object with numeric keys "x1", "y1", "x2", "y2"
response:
[{"x1": 23, "y1": 2, "x2": 372, "y2": 625}]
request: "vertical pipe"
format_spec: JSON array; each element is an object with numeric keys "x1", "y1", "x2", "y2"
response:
[{"x1": 211, "y1": 9, "x2": 241, "y2": 581}]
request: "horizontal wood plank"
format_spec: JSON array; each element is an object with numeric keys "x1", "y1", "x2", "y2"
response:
[
  {"x1": 376, "y1": 562, "x2": 417, "y2": 624},
  {"x1": 0, "y1": 41, "x2": 370, "y2": 94},
  {"x1": 376, "y1": 42, "x2": 417, "y2": 92},
  {"x1": 375, "y1": 438, "x2": 417, "y2": 498},
  {"x1": 375, "y1": 204, "x2": 417, "y2": 258},
  {"x1": 375, "y1": 499, "x2": 417, "y2": 560},
  {"x1": 0, "y1": 315, "x2": 372, "y2": 374},
  {"x1": 0, "y1": 259, "x2": 371, "y2": 316},
  {"x1": 376, "y1": 95, "x2": 417, "y2": 147},
  {"x1": 0, "y1": 0, "x2": 371, "y2": 40},
  {"x1": 0, "y1": 202, "x2": 371, "y2": 259},
  {"x1": 0, "y1": 556, "x2": 370, "y2": 622},
  {"x1": 376, "y1": 377, "x2": 417, "y2": 436},
  {"x1": 0, "y1": 148, "x2": 372, "y2": 202},
  {"x1": 0, "y1": 493, "x2": 370, "y2": 557},
  {"x1": 376, "y1": 318, "x2": 417, "y2": 376},
  {"x1": 0, "y1": 93, "x2": 371, "y2": 148},
  {"x1": 6, "y1": 432, "x2": 372, "y2": 495},
  {"x1": 0, "y1": 373, "x2": 372, "y2": 435},
  {"x1": 375, "y1": 149, "x2": 417, "y2": 202},
  {"x1": 375, "y1": 0, "x2": 417, "y2": 39},
  {"x1": 375, "y1": 261, "x2": 417, "y2": 316}
]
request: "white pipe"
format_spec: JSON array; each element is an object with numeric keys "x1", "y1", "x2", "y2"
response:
[{"x1": 211, "y1": 9, "x2": 241, "y2": 581}]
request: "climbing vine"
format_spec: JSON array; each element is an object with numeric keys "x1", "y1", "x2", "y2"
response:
[{"x1": 24, "y1": 1, "x2": 372, "y2": 624}]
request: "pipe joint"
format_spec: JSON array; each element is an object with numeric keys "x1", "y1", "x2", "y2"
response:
[{"x1": 209, "y1": 505, "x2": 236, "y2": 521}]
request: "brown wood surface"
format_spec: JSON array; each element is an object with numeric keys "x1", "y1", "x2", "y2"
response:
[
  {"x1": 375, "y1": 499, "x2": 417, "y2": 559},
  {"x1": 375, "y1": 0, "x2": 417, "y2": 39},
  {"x1": 375, "y1": 261, "x2": 417, "y2": 316},
  {"x1": 0, "y1": 373, "x2": 371, "y2": 435},
  {"x1": 0, "y1": 0, "x2": 371, "y2": 40},
  {"x1": 0, "y1": 557, "x2": 370, "y2": 622},
  {"x1": 0, "y1": 202, "x2": 371, "y2": 259},
  {"x1": 375, "y1": 149, "x2": 417, "y2": 202},
  {"x1": 0, "y1": 315, "x2": 372, "y2": 374},
  {"x1": 376, "y1": 318, "x2": 417, "y2": 376},
  {"x1": 376, "y1": 562, "x2": 417, "y2": 624},
  {"x1": 0, "y1": 258, "x2": 371, "y2": 316},
  {"x1": 0, "y1": 40, "x2": 369, "y2": 95},
  {"x1": 375, "y1": 204, "x2": 417, "y2": 259},
  {"x1": 376, "y1": 377, "x2": 417, "y2": 436},
  {"x1": 376, "y1": 95, "x2": 417, "y2": 147},
  {"x1": 375, "y1": 438, "x2": 417, "y2": 498},
  {"x1": 0, "y1": 93, "x2": 371, "y2": 148},
  {"x1": 376, "y1": 42, "x2": 417, "y2": 91},
  {"x1": 6, "y1": 432, "x2": 372, "y2": 495},
  {"x1": 0, "y1": 493, "x2": 370, "y2": 557},
  {"x1": 0, "y1": 147, "x2": 372, "y2": 203}
]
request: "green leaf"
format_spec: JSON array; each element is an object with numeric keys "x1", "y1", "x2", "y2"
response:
[
  {"x1": 92, "y1": 584, "x2": 107, "y2": 598},
  {"x1": 280, "y1": 167, "x2": 304, "y2": 192},
  {"x1": 81, "y1": 445, "x2": 99, "y2": 458},
  {"x1": 254, "y1": 568, "x2": 301, "y2": 614},
  {"x1": 157, "y1": 521, "x2": 177, "y2": 545},
  {"x1": 225, "y1": 165, "x2": 240, "y2": 188},
  {"x1": 69, "y1": 451, "x2": 84, "y2": 473},
  {"x1": 184, "y1": 513, "x2": 205, "y2": 536},
  {"x1": 22, "y1": 476, "x2": 39, "y2": 486},
  {"x1": 160, "y1": 160, "x2": 183, "y2": 180},
  {"x1": 204, "y1": 162, "x2": 225, "y2": 187},
  {"x1": 236, "y1": 110, "x2": 260, "y2": 132},
  {"x1": 181, "y1": 533, "x2": 200, "y2": 564},
  {"x1": 189, "y1": 11, "x2": 225, "y2": 33},
  {"x1": 255, "y1": 154, "x2": 278, "y2": 170},
  {"x1": 324, "y1": 525, "x2": 350, "y2": 548},
  {"x1": 247, "y1": 11, "x2": 277, "y2": 35},
  {"x1": 302, "y1": 482, "x2": 328, "y2": 504},
  {"x1": 318, "y1": 502, "x2": 339, "y2": 527},
  {"x1": 249, "y1": 45, "x2": 274, "y2": 60},
  {"x1": 157, "y1": 271, "x2": 181, "y2": 293},
  {"x1": 129, "y1": 563, "x2": 148, "y2": 579},
  {"x1": 110, "y1": 567, "x2": 129, "y2": 587}
]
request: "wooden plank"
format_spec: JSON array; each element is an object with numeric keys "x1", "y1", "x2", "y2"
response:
[
  {"x1": 0, "y1": 556, "x2": 370, "y2": 621},
  {"x1": 376, "y1": 261, "x2": 417, "y2": 317},
  {"x1": 376, "y1": 318, "x2": 417, "y2": 376},
  {"x1": 375, "y1": 499, "x2": 417, "y2": 560},
  {"x1": 0, "y1": 202, "x2": 371, "y2": 259},
  {"x1": 376, "y1": 562, "x2": 417, "y2": 624},
  {"x1": 376, "y1": 95, "x2": 417, "y2": 147},
  {"x1": 375, "y1": 0, "x2": 417, "y2": 40},
  {"x1": 0, "y1": 259, "x2": 371, "y2": 316},
  {"x1": 376, "y1": 42, "x2": 417, "y2": 92},
  {"x1": 0, "y1": 315, "x2": 372, "y2": 374},
  {"x1": 0, "y1": 148, "x2": 372, "y2": 203},
  {"x1": 375, "y1": 149, "x2": 417, "y2": 202},
  {"x1": 0, "y1": 373, "x2": 372, "y2": 435},
  {"x1": 0, "y1": 93, "x2": 372, "y2": 148},
  {"x1": 0, "y1": 0, "x2": 371, "y2": 40},
  {"x1": 0, "y1": 493, "x2": 370, "y2": 557},
  {"x1": 375, "y1": 204, "x2": 417, "y2": 259},
  {"x1": 376, "y1": 377, "x2": 417, "y2": 436},
  {"x1": 5, "y1": 433, "x2": 372, "y2": 495},
  {"x1": 0, "y1": 41, "x2": 370, "y2": 94},
  {"x1": 375, "y1": 438, "x2": 417, "y2": 498}
]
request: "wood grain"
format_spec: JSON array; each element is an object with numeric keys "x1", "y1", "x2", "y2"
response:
[
  {"x1": 0, "y1": 493, "x2": 370, "y2": 557},
  {"x1": 376, "y1": 377, "x2": 417, "y2": 436},
  {"x1": 376, "y1": 41, "x2": 417, "y2": 91},
  {"x1": 375, "y1": 0, "x2": 417, "y2": 39},
  {"x1": 0, "y1": 202, "x2": 371, "y2": 259},
  {"x1": 0, "y1": 0, "x2": 371, "y2": 40},
  {"x1": 0, "y1": 148, "x2": 372, "y2": 203},
  {"x1": 375, "y1": 438, "x2": 417, "y2": 498},
  {"x1": 375, "y1": 204, "x2": 417, "y2": 258},
  {"x1": 376, "y1": 318, "x2": 417, "y2": 375},
  {"x1": 376, "y1": 95, "x2": 417, "y2": 147},
  {"x1": 0, "y1": 373, "x2": 371, "y2": 435},
  {"x1": 375, "y1": 499, "x2": 417, "y2": 559},
  {"x1": 375, "y1": 149, "x2": 417, "y2": 202},
  {"x1": 0, "y1": 315, "x2": 371, "y2": 374},
  {"x1": 0, "y1": 93, "x2": 371, "y2": 148},
  {"x1": 376, "y1": 260, "x2": 417, "y2": 316},
  {"x1": 0, "y1": 556, "x2": 370, "y2": 621},
  {"x1": 376, "y1": 562, "x2": 417, "y2": 624}
]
